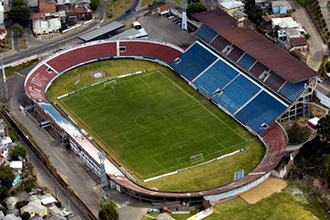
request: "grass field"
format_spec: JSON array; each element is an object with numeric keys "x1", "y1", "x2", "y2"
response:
[
  {"x1": 47, "y1": 59, "x2": 264, "y2": 191},
  {"x1": 204, "y1": 183, "x2": 329, "y2": 220}
]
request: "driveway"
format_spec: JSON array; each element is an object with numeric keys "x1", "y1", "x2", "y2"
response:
[{"x1": 288, "y1": 0, "x2": 328, "y2": 71}]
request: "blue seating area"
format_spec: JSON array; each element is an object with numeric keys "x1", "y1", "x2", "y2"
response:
[
  {"x1": 171, "y1": 42, "x2": 218, "y2": 81},
  {"x1": 235, "y1": 91, "x2": 287, "y2": 134},
  {"x1": 193, "y1": 59, "x2": 239, "y2": 96},
  {"x1": 279, "y1": 81, "x2": 306, "y2": 101},
  {"x1": 213, "y1": 75, "x2": 260, "y2": 114},
  {"x1": 196, "y1": 25, "x2": 218, "y2": 43},
  {"x1": 37, "y1": 101, "x2": 72, "y2": 126},
  {"x1": 237, "y1": 53, "x2": 256, "y2": 70}
]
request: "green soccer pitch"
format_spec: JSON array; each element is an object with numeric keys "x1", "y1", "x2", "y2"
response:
[{"x1": 48, "y1": 59, "x2": 264, "y2": 191}]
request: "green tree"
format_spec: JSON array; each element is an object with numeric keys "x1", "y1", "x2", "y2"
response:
[
  {"x1": 187, "y1": 2, "x2": 207, "y2": 18},
  {"x1": 90, "y1": 0, "x2": 99, "y2": 10},
  {"x1": 0, "y1": 185, "x2": 9, "y2": 202},
  {"x1": 21, "y1": 212, "x2": 31, "y2": 220},
  {"x1": 316, "y1": 114, "x2": 330, "y2": 142},
  {"x1": 8, "y1": 0, "x2": 31, "y2": 27},
  {"x1": 10, "y1": 145, "x2": 27, "y2": 160},
  {"x1": 15, "y1": 201, "x2": 24, "y2": 209},
  {"x1": 98, "y1": 203, "x2": 119, "y2": 220},
  {"x1": 0, "y1": 166, "x2": 15, "y2": 189},
  {"x1": 288, "y1": 121, "x2": 311, "y2": 144},
  {"x1": 245, "y1": 0, "x2": 262, "y2": 25}
]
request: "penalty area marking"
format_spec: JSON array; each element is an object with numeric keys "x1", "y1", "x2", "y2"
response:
[{"x1": 144, "y1": 147, "x2": 247, "y2": 182}]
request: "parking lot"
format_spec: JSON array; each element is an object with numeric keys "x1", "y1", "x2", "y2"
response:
[{"x1": 138, "y1": 13, "x2": 198, "y2": 48}]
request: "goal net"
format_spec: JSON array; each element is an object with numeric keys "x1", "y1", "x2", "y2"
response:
[{"x1": 190, "y1": 153, "x2": 204, "y2": 164}]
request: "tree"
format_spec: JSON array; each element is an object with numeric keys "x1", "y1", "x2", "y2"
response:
[
  {"x1": 0, "y1": 166, "x2": 15, "y2": 189},
  {"x1": 245, "y1": 0, "x2": 262, "y2": 25},
  {"x1": 0, "y1": 185, "x2": 9, "y2": 202},
  {"x1": 21, "y1": 212, "x2": 31, "y2": 220},
  {"x1": 98, "y1": 203, "x2": 119, "y2": 220},
  {"x1": 10, "y1": 145, "x2": 27, "y2": 160},
  {"x1": 288, "y1": 121, "x2": 311, "y2": 144},
  {"x1": 15, "y1": 201, "x2": 24, "y2": 209},
  {"x1": 317, "y1": 114, "x2": 330, "y2": 142},
  {"x1": 90, "y1": 0, "x2": 99, "y2": 10},
  {"x1": 187, "y1": 2, "x2": 206, "y2": 18},
  {"x1": 8, "y1": 0, "x2": 31, "y2": 27}
]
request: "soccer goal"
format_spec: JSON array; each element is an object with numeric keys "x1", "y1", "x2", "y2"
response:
[
  {"x1": 104, "y1": 80, "x2": 116, "y2": 87},
  {"x1": 190, "y1": 153, "x2": 204, "y2": 164}
]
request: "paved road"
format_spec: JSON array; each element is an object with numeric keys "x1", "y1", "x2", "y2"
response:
[
  {"x1": 2, "y1": 0, "x2": 139, "y2": 66},
  {"x1": 288, "y1": 0, "x2": 328, "y2": 71},
  {"x1": 19, "y1": 138, "x2": 84, "y2": 219},
  {"x1": 7, "y1": 67, "x2": 102, "y2": 218}
]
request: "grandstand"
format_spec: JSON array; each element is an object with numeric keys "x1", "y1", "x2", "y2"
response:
[
  {"x1": 194, "y1": 9, "x2": 318, "y2": 122},
  {"x1": 171, "y1": 41, "x2": 288, "y2": 134},
  {"x1": 23, "y1": 9, "x2": 316, "y2": 203}
]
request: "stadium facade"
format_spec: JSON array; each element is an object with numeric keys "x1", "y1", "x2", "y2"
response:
[{"x1": 24, "y1": 9, "x2": 318, "y2": 204}]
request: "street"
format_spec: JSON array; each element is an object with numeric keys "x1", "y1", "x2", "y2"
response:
[{"x1": 288, "y1": 0, "x2": 328, "y2": 71}]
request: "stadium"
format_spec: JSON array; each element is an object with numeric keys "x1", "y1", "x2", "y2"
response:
[{"x1": 24, "y1": 9, "x2": 318, "y2": 204}]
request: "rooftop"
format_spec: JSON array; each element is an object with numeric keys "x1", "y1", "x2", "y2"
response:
[
  {"x1": 272, "y1": 17, "x2": 299, "y2": 29},
  {"x1": 220, "y1": 0, "x2": 244, "y2": 10},
  {"x1": 78, "y1": 21, "x2": 124, "y2": 41},
  {"x1": 193, "y1": 9, "x2": 318, "y2": 83}
]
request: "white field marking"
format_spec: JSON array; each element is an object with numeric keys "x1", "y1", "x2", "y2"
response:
[
  {"x1": 158, "y1": 71, "x2": 246, "y2": 140},
  {"x1": 152, "y1": 136, "x2": 214, "y2": 158},
  {"x1": 99, "y1": 124, "x2": 138, "y2": 138},
  {"x1": 60, "y1": 100, "x2": 142, "y2": 179},
  {"x1": 151, "y1": 157, "x2": 166, "y2": 170},
  {"x1": 211, "y1": 136, "x2": 226, "y2": 149}
]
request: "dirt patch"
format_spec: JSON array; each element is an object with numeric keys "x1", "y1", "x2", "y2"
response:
[{"x1": 239, "y1": 177, "x2": 287, "y2": 204}]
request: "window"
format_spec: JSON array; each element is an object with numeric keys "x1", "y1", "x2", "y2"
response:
[{"x1": 119, "y1": 46, "x2": 126, "y2": 52}]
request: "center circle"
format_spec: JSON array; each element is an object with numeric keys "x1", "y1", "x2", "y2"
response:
[{"x1": 135, "y1": 112, "x2": 167, "y2": 128}]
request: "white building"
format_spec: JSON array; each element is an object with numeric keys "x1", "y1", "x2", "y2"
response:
[
  {"x1": 271, "y1": 17, "x2": 299, "y2": 29},
  {"x1": 220, "y1": 0, "x2": 245, "y2": 15},
  {"x1": 32, "y1": 17, "x2": 61, "y2": 35}
]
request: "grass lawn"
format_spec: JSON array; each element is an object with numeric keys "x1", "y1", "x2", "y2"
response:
[
  {"x1": 105, "y1": 0, "x2": 133, "y2": 19},
  {"x1": 47, "y1": 59, "x2": 264, "y2": 191},
  {"x1": 205, "y1": 183, "x2": 329, "y2": 220}
]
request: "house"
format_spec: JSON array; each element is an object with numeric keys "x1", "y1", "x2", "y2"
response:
[
  {"x1": 29, "y1": 215, "x2": 43, "y2": 220},
  {"x1": 272, "y1": 0, "x2": 290, "y2": 15},
  {"x1": 220, "y1": 0, "x2": 245, "y2": 15},
  {"x1": 32, "y1": 17, "x2": 62, "y2": 35},
  {"x1": 0, "y1": 120, "x2": 5, "y2": 137},
  {"x1": 5, "y1": 197, "x2": 19, "y2": 210},
  {"x1": 3, "y1": 214, "x2": 21, "y2": 220},
  {"x1": 10, "y1": 161, "x2": 23, "y2": 171},
  {"x1": 157, "y1": 5, "x2": 170, "y2": 16},
  {"x1": 73, "y1": 7, "x2": 86, "y2": 20},
  {"x1": 40, "y1": 194, "x2": 57, "y2": 206},
  {"x1": 20, "y1": 201, "x2": 48, "y2": 217},
  {"x1": 232, "y1": 10, "x2": 247, "y2": 22},
  {"x1": 0, "y1": 29, "x2": 7, "y2": 43},
  {"x1": 39, "y1": 0, "x2": 56, "y2": 14},
  {"x1": 271, "y1": 17, "x2": 299, "y2": 30},
  {"x1": 254, "y1": 0, "x2": 268, "y2": 8}
]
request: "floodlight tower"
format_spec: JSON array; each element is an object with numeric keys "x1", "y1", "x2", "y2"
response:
[
  {"x1": 98, "y1": 151, "x2": 108, "y2": 185},
  {"x1": 181, "y1": 0, "x2": 188, "y2": 31},
  {"x1": 181, "y1": 0, "x2": 188, "y2": 47},
  {"x1": 0, "y1": 54, "x2": 8, "y2": 101}
]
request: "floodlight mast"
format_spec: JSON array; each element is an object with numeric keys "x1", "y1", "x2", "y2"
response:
[{"x1": 181, "y1": 0, "x2": 188, "y2": 46}]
